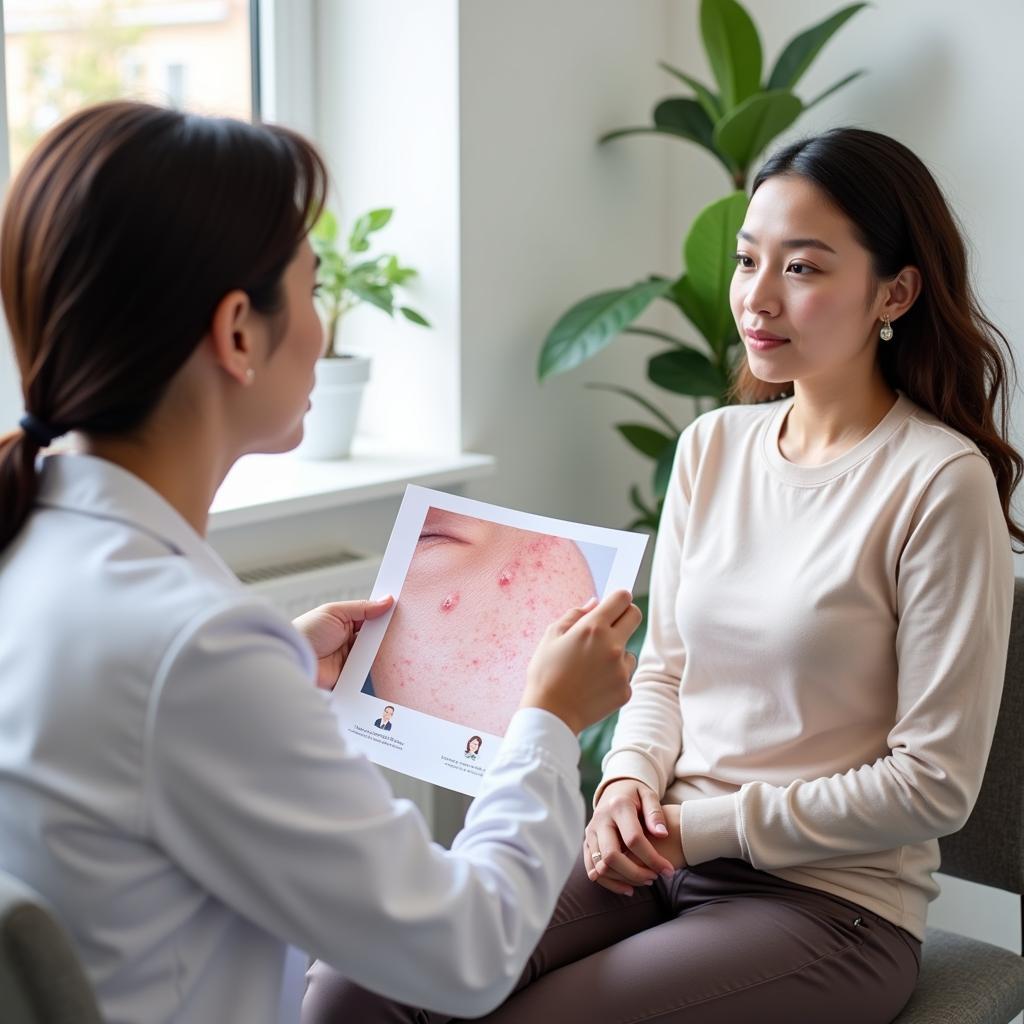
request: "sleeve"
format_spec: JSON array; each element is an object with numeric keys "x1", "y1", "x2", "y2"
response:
[
  {"x1": 680, "y1": 452, "x2": 1015, "y2": 869},
  {"x1": 141, "y1": 600, "x2": 584, "y2": 1018},
  {"x1": 596, "y1": 427, "x2": 693, "y2": 804}
]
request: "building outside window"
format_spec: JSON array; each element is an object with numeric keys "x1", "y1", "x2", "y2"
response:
[{"x1": 2, "y1": 0, "x2": 254, "y2": 176}]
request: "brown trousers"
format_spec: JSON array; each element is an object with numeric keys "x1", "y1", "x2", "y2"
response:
[{"x1": 303, "y1": 856, "x2": 921, "y2": 1024}]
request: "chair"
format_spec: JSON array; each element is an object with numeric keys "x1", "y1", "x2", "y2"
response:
[
  {"x1": 0, "y1": 869, "x2": 103, "y2": 1024},
  {"x1": 892, "y1": 578, "x2": 1024, "y2": 1023}
]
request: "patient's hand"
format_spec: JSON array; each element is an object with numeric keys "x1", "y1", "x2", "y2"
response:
[
  {"x1": 650, "y1": 804, "x2": 685, "y2": 872},
  {"x1": 584, "y1": 779, "x2": 678, "y2": 896}
]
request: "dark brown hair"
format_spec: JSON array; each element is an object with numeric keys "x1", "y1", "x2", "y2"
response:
[
  {"x1": 0, "y1": 101, "x2": 327, "y2": 554},
  {"x1": 731, "y1": 127, "x2": 1023, "y2": 548}
]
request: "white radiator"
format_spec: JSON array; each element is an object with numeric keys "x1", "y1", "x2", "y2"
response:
[
  {"x1": 238, "y1": 548, "x2": 463, "y2": 836},
  {"x1": 237, "y1": 548, "x2": 382, "y2": 617}
]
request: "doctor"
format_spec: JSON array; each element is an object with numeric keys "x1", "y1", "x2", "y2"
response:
[{"x1": 0, "y1": 101, "x2": 640, "y2": 1024}]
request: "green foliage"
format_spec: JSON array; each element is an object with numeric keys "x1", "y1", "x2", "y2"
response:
[
  {"x1": 538, "y1": 279, "x2": 671, "y2": 379},
  {"x1": 538, "y1": 0, "x2": 866, "y2": 793},
  {"x1": 310, "y1": 208, "x2": 431, "y2": 357}
]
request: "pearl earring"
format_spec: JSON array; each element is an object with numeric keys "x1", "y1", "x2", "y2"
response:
[
  {"x1": 245, "y1": 368, "x2": 255, "y2": 384},
  {"x1": 880, "y1": 316, "x2": 894, "y2": 342}
]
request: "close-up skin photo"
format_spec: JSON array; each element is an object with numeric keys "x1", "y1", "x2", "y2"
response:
[
  {"x1": 0, "y1": 3, "x2": 1021, "y2": 1024},
  {"x1": 366, "y1": 507, "x2": 601, "y2": 735}
]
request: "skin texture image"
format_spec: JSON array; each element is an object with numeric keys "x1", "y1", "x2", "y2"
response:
[{"x1": 369, "y1": 508, "x2": 599, "y2": 735}]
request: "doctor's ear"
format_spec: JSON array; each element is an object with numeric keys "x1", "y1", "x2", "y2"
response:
[{"x1": 208, "y1": 289, "x2": 257, "y2": 386}]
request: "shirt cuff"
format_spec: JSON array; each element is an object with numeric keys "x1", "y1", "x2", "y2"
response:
[
  {"x1": 680, "y1": 794, "x2": 744, "y2": 864},
  {"x1": 594, "y1": 751, "x2": 664, "y2": 808},
  {"x1": 500, "y1": 707, "x2": 580, "y2": 774}
]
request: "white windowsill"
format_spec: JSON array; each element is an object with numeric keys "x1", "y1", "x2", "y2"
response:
[{"x1": 209, "y1": 442, "x2": 496, "y2": 530}]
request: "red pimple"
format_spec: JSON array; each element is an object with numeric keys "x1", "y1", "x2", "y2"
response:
[
  {"x1": 440, "y1": 592, "x2": 460, "y2": 613},
  {"x1": 498, "y1": 564, "x2": 516, "y2": 587}
]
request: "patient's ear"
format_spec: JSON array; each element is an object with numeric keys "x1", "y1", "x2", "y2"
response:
[{"x1": 881, "y1": 266, "x2": 922, "y2": 322}]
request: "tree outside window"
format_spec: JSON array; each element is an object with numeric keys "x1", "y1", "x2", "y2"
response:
[{"x1": 3, "y1": 0, "x2": 253, "y2": 175}]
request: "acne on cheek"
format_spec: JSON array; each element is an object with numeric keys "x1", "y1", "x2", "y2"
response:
[{"x1": 373, "y1": 536, "x2": 594, "y2": 732}]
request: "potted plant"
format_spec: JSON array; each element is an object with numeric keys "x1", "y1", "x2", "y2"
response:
[
  {"x1": 537, "y1": 0, "x2": 867, "y2": 803},
  {"x1": 296, "y1": 207, "x2": 430, "y2": 459}
]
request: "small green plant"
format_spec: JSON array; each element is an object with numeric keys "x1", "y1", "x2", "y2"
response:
[{"x1": 311, "y1": 208, "x2": 430, "y2": 357}]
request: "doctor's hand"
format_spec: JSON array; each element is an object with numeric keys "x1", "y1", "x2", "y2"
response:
[
  {"x1": 292, "y1": 596, "x2": 395, "y2": 690},
  {"x1": 521, "y1": 589, "x2": 640, "y2": 736},
  {"x1": 584, "y1": 779, "x2": 681, "y2": 896}
]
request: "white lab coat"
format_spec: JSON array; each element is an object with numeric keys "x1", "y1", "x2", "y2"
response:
[{"x1": 0, "y1": 454, "x2": 585, "y2": 1024}]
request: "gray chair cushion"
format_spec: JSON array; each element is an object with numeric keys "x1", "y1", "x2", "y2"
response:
[
  {"x1": 938, "y1": 578, "x2": 1024, "y2": 894},
  {"x1": 0, "y1": 870, "x2": 103, "y2": 1024},
  {"x1": 893, "y1": 927, "x2": 1024, "y2": 1024}
]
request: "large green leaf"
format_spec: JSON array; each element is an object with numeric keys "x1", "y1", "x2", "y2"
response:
[
  {"x1": 658, "y1": 61, "x2": 723, "y2": 122},
  {"x1": 626, "y1": 593, "x2": 650, "y2": 656},
  {"x1": 601, "y1": 115, "x2": 736, "y2": 178},
  {"x1": 653, "y1": 98, "x2": 715, "y2": 150},
  {"x1": 767, "y1": 3, "x2": 868, "y2": 90},
  {"x1": 700, "y1": 0, "x2": 762, "y2": 111},
  {"x1": 653, "y1": 442, "x2": 677, "y2": 500},
  {"x1": 681, "y1": 191, "x2": 748, "y2": 353},
  {"x1": 649, "y1": 347, "x2": 727, "y2": 398},
  {"x1": 600, "y1": 125, "x2": 713, "y2": 153},
  {"x1": 616, "y1": 422, "x2": 675, "y2": 459},
  {"x1": 538, "y1": 278, "x2": 671, "y2": 380},
  {"x1": 805, "y1": 69, "x2": 865, "y2": 110},
  {"x1": 712, "y1": 90, "x2": 803, "y2": 173},
  {"x1": 668, "y1": 275, "x2": 716, "y2": 351},
  {"x1": 587, "y1": 382, "x2": 680, "y2": 435}
]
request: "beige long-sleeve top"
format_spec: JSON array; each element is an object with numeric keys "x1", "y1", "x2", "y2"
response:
[{"x1": 599, "y1": 393, "x2": 1014, "y2": 940}]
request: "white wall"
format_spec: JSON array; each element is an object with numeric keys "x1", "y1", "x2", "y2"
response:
[
  {"x1": 457, "y1": 0, "x2": 686, "y2": 528},
  {"x1": 315, "y1": 0, "x2": 462, "y2": 456}
]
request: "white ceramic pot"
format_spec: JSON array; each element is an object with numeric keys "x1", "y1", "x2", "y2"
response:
[{"x1": 294, "y1": 354, "x2": 371, "y2": 460}]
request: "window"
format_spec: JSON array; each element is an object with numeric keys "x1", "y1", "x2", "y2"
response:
[
  {"x1": 0, "y1": 0, "x2": 320, "y2": 430},
  {"x1": 2, "y1": 0, "x2": 256, "y2": 178}
]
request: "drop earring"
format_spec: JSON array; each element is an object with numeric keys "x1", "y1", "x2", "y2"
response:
[
  {"x1": 245, "y1": 368, "x2": 255, "y2": 385},
  {"x1": 880, "y1": 316, "x2": 894, "y2": 342}
]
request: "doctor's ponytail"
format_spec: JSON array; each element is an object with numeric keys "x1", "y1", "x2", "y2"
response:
[{"x1": 0, "y1": 101, "x2": 327, "y2": 556}]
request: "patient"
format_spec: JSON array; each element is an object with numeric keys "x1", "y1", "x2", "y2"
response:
[
  {"x1": 305, "y1": 127, "x2": 1019, "y2": 1024},
  {"x1": 368, "y1": 507, "x2": 598, "y2": 735}
]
